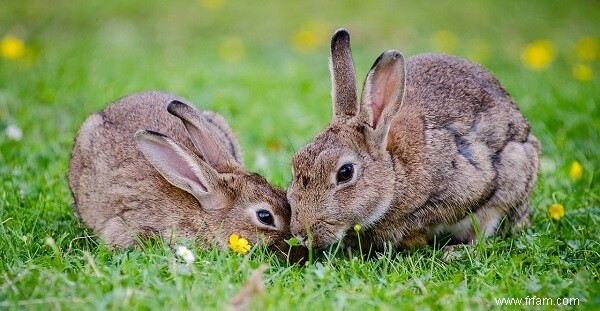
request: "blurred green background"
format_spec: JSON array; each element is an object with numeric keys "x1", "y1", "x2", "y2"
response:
[
  {"x1": 1, "y1": 0, "x2": 598, "y2": 185},
  {"x1": 0, "y1": 0, "x2": 598, "y2": 309}
]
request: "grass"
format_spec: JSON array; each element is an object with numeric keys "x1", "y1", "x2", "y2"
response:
[{"x1": 0, "y1": 0, "x2": 598, "y2": 309}]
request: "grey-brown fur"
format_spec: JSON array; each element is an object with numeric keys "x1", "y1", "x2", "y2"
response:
[
  {"x1": 288, "y1": 29, "x2": 540, "y2": 250},
  {"x1": 68, "y1": 91, "x2": 299, "y2": 256}
]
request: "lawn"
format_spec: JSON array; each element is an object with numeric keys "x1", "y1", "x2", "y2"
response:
[{"x1": 0, "y1": 0, "x2": 598, "y2": 309}]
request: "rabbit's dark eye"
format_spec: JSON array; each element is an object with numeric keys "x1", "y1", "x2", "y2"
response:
[
  {"x1": 336, "y1": 163, "x2": 354, "y2": 184},
  {"x1": 257, "y1": 209, "x2": 274, "y2": 226}
]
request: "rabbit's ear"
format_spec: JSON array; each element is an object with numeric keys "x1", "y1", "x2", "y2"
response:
[
  {"x1": 330, "y1": 28, "x2": 359, "y2": 120},
  {"x1": 359, "y1": 50, "x2": 406, "y2": 145},
  {"x1": 135, "y1": 130, "x2": 222, "y2": 208},
  {"x1": 167, "y1": 100, "x2": 239, "y2": 171}
]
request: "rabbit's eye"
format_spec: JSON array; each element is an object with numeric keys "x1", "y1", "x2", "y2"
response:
[
  {"x1": 336, "y1": 163, "x2": 354, "y2": 184},
  {"x1": 257, "y1": 209, "x2": 274, "y2": 226}
]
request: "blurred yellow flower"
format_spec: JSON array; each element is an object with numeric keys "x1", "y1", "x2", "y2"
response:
[
  {"x1": 549, "y1": 203, "x2": 565, "y2": 220},
  {"x1": 291, "y1": 20, "x2": 329, "y2": 54},
  {"x1": 521, "y1": 40, "x2": 555, "y2": 70},
  {"x1": 292, "y1": 31, "x2": 320, "y2": 54},
  {"x1": 266, "y1": 139, "x2": 283, "y2": 151},
  {"x1": 431, "y1": 30, "x2": 457, "y2": 54},
  {"x1": 569, "y1": 160, "x2": 583, "y2": 180},
  {"x1": 575, "y1": 37, "x2": 598, "y2": 61},
  {"x1": 1, "y1": 35, "x2": 25, "y2": 59},
  {"x1": 219, "y1": 36, "x2": 244, "y2": 62},
  {"x1": 353, "y1": 224, "x2": 362, "y2": 232},
  {"x1": 572, "y1": 64, "x2": 592, "y2": 82},
  {"x1": 229, "y1": 234, "x2": 251, "y2": 255},
  {"x1": 200, "y1": 0, "x2": 226, "y2": 10}
]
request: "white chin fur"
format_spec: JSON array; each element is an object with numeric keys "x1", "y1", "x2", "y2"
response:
[
  {"x1": 361, "y1": 197, "x2": 392, "y2": 229},
  {"x1": 336, "y1": 227, "x2": 347, "y2": 241}
]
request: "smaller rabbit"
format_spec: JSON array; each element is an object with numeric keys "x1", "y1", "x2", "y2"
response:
[
  {"x1": 287, "y1": 29, "x2": 540, "y2": 250},
  {"x1": 69, "y1": 91, "x2": 299, "y2": 257}
]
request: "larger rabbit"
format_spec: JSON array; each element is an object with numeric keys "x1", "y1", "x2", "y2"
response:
[
  {"x1": 69, "y1": 91, "x2": 299, "y2": 257},
  {"x1": 288, "y1": 29, "x2": 540, "y2": 250}
]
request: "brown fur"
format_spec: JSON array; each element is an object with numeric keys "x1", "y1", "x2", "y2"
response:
[
  {"x1": 288, "y1": 29, "x2": 540, "y2": 250},
  {"x1": 69, "y1": 91, "x2": 302, "y2": 258}
]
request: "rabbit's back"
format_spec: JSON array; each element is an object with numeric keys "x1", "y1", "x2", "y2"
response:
[
  {"x1": 100, "y1": 92, "x2": 242, "y2": 161},
  {"x1": 388, "y1": 54, "x2": 540, "y2": 242},
  {"x1": 69, "y1": 91, "x2": 239, "y2": 245},
  {"x1": 403, "y1": 53, "x2": 530, "y2": 148}
]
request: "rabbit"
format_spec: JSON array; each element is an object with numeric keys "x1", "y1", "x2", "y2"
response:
[
  {"x1": 287, "y1": 29, "x2": 541, "y2": 251},
  {"x1": 69, "y1": 91, "x2": 303, "y2": 259}
]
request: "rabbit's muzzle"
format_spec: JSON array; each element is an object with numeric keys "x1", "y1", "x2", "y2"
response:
[{"x1": 291, "y1": 218, "x2": 346, "y2": 249}]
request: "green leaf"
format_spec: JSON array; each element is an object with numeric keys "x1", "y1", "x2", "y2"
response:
[{"x1": 286, "y1": 237, "x2": 300, "y2": 247}]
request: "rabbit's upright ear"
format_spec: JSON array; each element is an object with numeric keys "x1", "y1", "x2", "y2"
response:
[
  {"x1": 135, "y1": 130, "x2": 223, "y2": 208},
  {"x1": 359, "y1": 50, "x2": 406, "y2": 146},
  {"x1": 167, "y1": 100, "x2": 240, "y2": 172},
  {"x1": 330, "y1": 28, "x2": 359, "y2": 120}
]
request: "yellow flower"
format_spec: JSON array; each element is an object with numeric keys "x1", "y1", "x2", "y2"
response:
[
  {"x1": 521, "y1": 40, "x2": 555, "y2": 70},
  {"x1": 291, "y1": 20, "x2": 329, "y2": 54},
  {"x1": 353, "y1": 224, "x2": 362, "y2": 232},
  {"x1": 1, "y1": 35, "x2": 25, "y2": 59},
  {"x1": 575, "y1": 37, "x2": 598, "y2": 61},
  {"x1": 431, "y1": 30, "x2": 457, "y2": 54},
  {"x1": 572, "y1": 64, "x2": 592, "y2": 82},
  {"x1": 569, "y1": 161, "x2": 583, "y2": 181},
  {"x1": 218, "y1": 36, "x2": 244, "y2": 62},
  {"x1": 200, "y1": 0, "x2": 226, "y2": 10},
  {"x1": 229, "y1": 234, "x2": 251, "y2": 255},
  {"x1": 549, "y1": 203, "x2": 565, "y2": 220},
  {"x1": 291, "y1": 31, "x2": 321, "y2": 54}
]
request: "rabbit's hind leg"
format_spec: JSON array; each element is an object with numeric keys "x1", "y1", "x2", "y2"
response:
[{"x1": 439, "y1": 137, "x2": 537, "y2": 245}]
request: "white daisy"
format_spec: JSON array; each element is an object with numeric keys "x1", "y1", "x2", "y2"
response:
[
  {"x1": 6, "y1": 124, "x2": 22, "y2": 141},
  {"x1": 176, "y1": 245, "x2": 195, "y2": 264}
]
